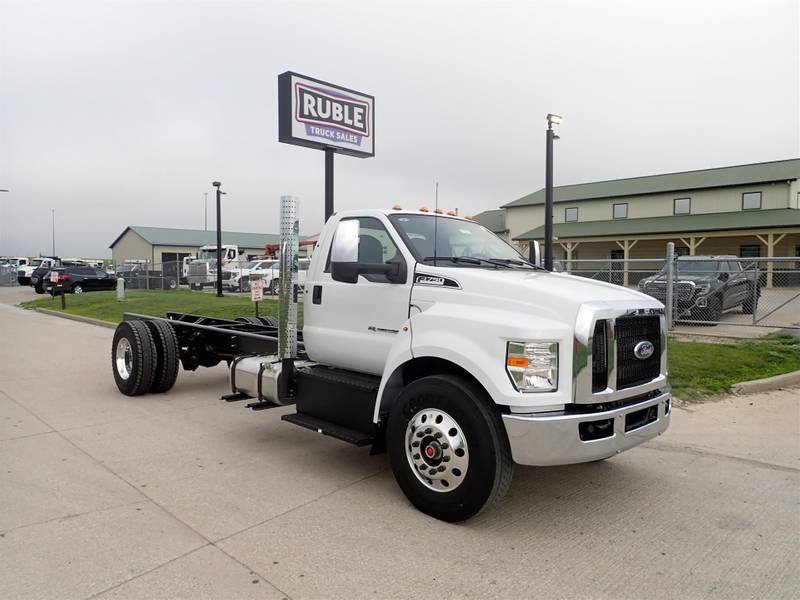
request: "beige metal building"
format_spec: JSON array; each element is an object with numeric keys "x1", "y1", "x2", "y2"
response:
[
  {"x1": 109, "y1": 226, "x2": 284, "y2": 266},
  {"x1": 498, "y1": 159, "x2": 800, "y2": 276}
]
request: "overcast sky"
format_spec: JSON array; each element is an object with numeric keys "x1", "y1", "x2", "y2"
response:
[{"x1": 1, "y1": 0, "x2": 798, "y2": 257}]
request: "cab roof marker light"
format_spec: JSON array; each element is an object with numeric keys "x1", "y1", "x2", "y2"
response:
[
  {"x1": 434, "y1": 208, "x2": 444, "y2": 214},
  {"x1": 419, "y1": 206, "x2": 430, "y2": 212},
  {"x1": 392, "y1": 204, "x2": 402, "y2": 210}
]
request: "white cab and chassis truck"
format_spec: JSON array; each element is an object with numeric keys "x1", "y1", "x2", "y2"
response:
[{"x1": 110, "y1": 208, "x2": 671, "y2": 522}]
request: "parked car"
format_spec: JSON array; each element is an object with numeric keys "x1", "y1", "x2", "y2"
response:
[
  {"x1": 43, "y1": 266, "x2": 117, "y2": 294},
  {"x1": 116, "y1": 263, "x2": 177, "y2": 290},
  {"x1": 639, "y1": 255, "x2": 760, "y2": 321}
]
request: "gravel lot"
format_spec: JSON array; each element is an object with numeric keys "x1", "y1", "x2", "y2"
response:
[{"x1": 1, "y1": 286, "x2": 798, "y2": 599}]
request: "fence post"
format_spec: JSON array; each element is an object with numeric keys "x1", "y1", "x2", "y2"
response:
[
  {"x1": 665, "y1": 242, "x2": 675, "y2": 330},
  {"x1": 752, "y1": 264, "x2": 759, "y2": 325}
]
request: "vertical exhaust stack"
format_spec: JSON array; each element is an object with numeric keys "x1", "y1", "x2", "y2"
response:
[{"x1": 278, "y1": 195, "x2": 299, "y2": 368}]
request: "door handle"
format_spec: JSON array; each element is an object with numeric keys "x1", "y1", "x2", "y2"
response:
[{"x1": 312, "y1": 285, "x2": 322, "y2": 305}]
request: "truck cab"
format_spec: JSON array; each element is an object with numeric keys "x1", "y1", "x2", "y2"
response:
[
  {"x1": 18, "y1": 257, "x2": 57, "y2": 285},
  {"x1": 187, "y1": 245, "x2": 243, "y2": 289}
]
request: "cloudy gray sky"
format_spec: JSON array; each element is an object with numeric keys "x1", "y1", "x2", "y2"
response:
[{"x1": 1, "y1": 0, "x2": 798, "y2": 257}]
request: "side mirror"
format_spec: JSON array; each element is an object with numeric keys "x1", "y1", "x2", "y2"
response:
[
  {"x1": 331, "y1": 220, "x2": 360, "y2": 283},
  {"x1": 529, "y1": 240, "x2": 542, "y2": 268}
]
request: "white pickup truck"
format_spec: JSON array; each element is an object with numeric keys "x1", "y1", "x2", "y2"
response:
[
  {"x1": 227, "y1": 258, "x2": 310, "y2": 293},
  {"x1": 110, "y1": 207, "x2": 670, "y2": 522}
]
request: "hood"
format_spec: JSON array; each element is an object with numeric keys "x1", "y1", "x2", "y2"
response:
[
  {"x1": 642, "y1": 273, "x2": 717, "y2": 284},
  {"x1": 412, "y1": 265, "x2": 662, "y2": 323}
]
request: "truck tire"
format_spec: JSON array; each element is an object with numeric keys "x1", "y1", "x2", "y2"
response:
[
  {"x1": 146, "y1": 320, "x2": 180, "y2": 393},
  {"x1": 742, "y1": 287, "x2": 759, "y2": 314},
  {"x1": 697, "y1": 295, "x2": 722, "y2": 324},
  {"x1": 387, "y1": 374, "x2": 514, "y2": 522},
  {"x1": 236, "y1": 316, "x2": 279, "y2": 327},
  {"x1": 111, "y1": 321, "x2": 157, "y2": 396}
]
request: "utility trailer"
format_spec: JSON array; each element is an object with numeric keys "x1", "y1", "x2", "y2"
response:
[{"x1": 110, "y1": 197, "x2": 672, "y2": 522}]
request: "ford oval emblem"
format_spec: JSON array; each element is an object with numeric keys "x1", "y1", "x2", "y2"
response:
[{"x1": 633, "y1": 341, "x2": 655, "y2": 360}]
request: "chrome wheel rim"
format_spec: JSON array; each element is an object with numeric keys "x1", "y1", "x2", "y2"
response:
[
  {"x1": 115, "y1": 337, "x2": 133, "y2": 380},
  {"x1": 74, "y1": 285, "x2": 83, "y2": 294},
  {"x1": 405, "y1": 408, "x2": 469, "y2": 492}
]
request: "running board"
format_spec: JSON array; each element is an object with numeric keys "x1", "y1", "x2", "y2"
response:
[{"x1": 281, "y1": 412, "x2": 374, "y2": 447}]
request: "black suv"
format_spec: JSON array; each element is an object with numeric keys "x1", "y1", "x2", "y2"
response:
[
  {"x1": 43, "y1": 266, "x2": 117, "y2": 294},
  {"x1": 639, "y1": 255, "x2": 760, "y2": 321}
]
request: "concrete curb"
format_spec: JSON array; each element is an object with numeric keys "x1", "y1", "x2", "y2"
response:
[
  {"x1": 32, "y1": 307, "x2": 117, "y2": 329},
  {"x1": 731, "y1": 370, "x2": 800, "y2": 395}
]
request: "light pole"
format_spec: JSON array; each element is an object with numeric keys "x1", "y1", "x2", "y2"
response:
[
  {"x1": 204, "y1": 192, "x2": 208, "y2": 231},
  {"x1": 212, "y1": 181, "x2": 225, "y2": 297},
  {"x1": 544, "y1": 113, "x2": 562, "y2": 271},
  {"x1": 0, "y1": 190, "x2": 8, "y2": 255},
  {"x1": 51, "y1": 209, "x2": 56, "y2": 256}
]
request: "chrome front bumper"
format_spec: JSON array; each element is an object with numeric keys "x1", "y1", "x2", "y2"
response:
[{"x1": 502, "y1": 389, "x2": 671, "y2": 466}]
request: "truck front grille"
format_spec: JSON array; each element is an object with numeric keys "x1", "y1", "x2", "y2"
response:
[{"x1": 615, "y1": 315, "x2": 661, "y2": 390}]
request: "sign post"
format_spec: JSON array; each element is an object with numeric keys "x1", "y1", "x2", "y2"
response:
[
  {"x1": 278, "y1": 72, "x2": 375, "y2": 221},
  {"x1": 250, "y1": 276, "x2": 263, "y2": 317}
]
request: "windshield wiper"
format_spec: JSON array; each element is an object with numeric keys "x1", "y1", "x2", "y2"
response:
[
  {"x1": 423, "y1": 256, "x2": 512, "y2": 268},
  {"x1": 488, "y1": 258, "x2": 546, "y2": 270}
]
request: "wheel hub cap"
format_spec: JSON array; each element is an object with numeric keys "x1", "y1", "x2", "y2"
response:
[
  {"x1": 405, "y1": 408, "x2": 469, "y2": 492},
  {"x1": 115, "y1": 338, "x2": 133, "y2": 381}
]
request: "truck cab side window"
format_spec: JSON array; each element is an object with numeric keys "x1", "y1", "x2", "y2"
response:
[{"x1": 324, "y1": 217, "x2": 404, "y2": 283}]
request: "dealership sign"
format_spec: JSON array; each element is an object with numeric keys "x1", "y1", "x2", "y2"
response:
[{"x1": 278, "y1": 72, "x2": 374, "y2": 158}]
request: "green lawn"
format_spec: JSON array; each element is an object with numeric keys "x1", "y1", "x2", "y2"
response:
[
  {"x1": 20, "y1": 290, "x2": 278, "y2": 323},
  {"x1": 668, "y1": 335, "x2": 800, "y2": 399},
  {"x1": 19, "y1": 291, "x2": 800, "y2": 400}
]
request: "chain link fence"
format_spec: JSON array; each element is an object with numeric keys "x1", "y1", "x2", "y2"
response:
[
  {"x1": 555, "y1": 251, "x2": 800, "y2": 330},
  {"x1": 0, "y1": 265, "x2": 19, "y2": 286}
]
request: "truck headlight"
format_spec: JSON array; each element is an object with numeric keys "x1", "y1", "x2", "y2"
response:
[{"x1": 506, "y1": 342, "x2": 558, "y2": 392}]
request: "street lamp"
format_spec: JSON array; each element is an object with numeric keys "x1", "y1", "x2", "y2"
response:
[
  {"x1": 543, "y1": 113, "x2": 562, "y2": 271},
  {"x1": 212, "y1": 181, "x2": 226, "y2": 297}
]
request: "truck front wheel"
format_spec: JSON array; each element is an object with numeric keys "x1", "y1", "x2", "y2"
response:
[{"x1": 387, "y1": 374, "x2": 513, "y2": 522}]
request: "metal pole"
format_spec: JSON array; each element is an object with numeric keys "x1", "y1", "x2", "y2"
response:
[
  {"x1": 665, "y1": 242, "x2": 675, "y2": 330},
  {"x1": 204, "y1": 192, "x2": 208, "y2": 231},
  {"x1": 215, "y1": 185, "x2": 223, "y2": 297},
  {"x1": 324, "y1": 148, "x2": 334, "y2": 222},
  {"x1": 544, "y1": 127, "x2": 554, "y2": 271},
  {"x1": 752, "y1": 264, "x2": 759, "y2": 325},
  {"x1": 51, "y1": 209, "x2": 55, "y2": 256}
]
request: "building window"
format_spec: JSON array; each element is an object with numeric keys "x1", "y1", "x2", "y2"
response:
[
  {"x1": 564, "y1": 207, "x2": 578, "y2": 222},
  {"x1": 673, "y1": 197, "x2": 691, "y2": 215},
  {"x1": 612, "y1": 203, "x2": 628, "y2": 219},
  {"x1": 742, "y1": 192, "x2": 762, "y2": 210},
  {"x1": 740, "y1": 245, "x2": 761, "y2": 258}
]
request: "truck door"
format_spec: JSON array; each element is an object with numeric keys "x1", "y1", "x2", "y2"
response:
[{"x1": 303, "y1": 216, "x2": 413, "y2": 376}]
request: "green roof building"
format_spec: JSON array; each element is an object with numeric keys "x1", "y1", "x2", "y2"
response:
[
  {"x1": 498, "y1": 158, "x2": 800, "y2": 286},
  {"x1": 109, "y1": 226, "x2": 312, "y2": 266}
]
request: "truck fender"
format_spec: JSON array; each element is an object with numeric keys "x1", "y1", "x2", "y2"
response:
[{"x1": 373, "y1": 320, "x2": 414, "y2": 424}]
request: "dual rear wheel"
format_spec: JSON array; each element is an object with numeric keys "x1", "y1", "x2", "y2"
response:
[{"x1": 112, "y1": 320, "x2": 179, "y2": 396}]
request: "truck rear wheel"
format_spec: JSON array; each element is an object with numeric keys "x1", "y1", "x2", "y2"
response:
[
  {"x1": 387, "y1": 374, "x2": 513, "y2": 522},
  {"x1": 111, "y1": 321, "x2": 157, "y2": 396},
  {"x1": 146, "y1": 320, "x2": 180, "y2": 393}
]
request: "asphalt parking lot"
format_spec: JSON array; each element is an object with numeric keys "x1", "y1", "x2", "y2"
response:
[{"x1": 0, "y1": 286, "x2": 798, "y2": 599}]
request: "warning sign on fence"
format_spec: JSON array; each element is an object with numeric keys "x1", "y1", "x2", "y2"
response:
[{"x1": 250, "y1": 279, "x2": 263, "y2": 302}]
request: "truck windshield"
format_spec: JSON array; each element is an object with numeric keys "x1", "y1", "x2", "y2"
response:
[
  {"x1": 389, "y1": 214, "x2": 529, "y2": 266},
  {"x1": 676, "y1": 260, "x2": 721, "y2": 274},
  {"x1": 197, "y1": 249, "x2": 217, "y2": 260}
]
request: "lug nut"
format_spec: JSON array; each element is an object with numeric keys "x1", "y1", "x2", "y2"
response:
[
  {"x1": 425, "y1": 428, "x2": 432, "y2": 434},
  {"x1": 412, "y1": 441, "x2": 420, "y2": 447},
  {"x1": 438, "y1": 466, "x2": 446, "y2": 472},
  {"x1": 418, "y1": 465, "x2": 427, "y2": 472},
  {"x1": 440, "y1": 443, "x2": 449, "y2": 449},
  {"x1": 434, "y1": 431, "x2": 442, "y2": 439},
  {"x1": 413, "y1": 453, "x2": 420, "y2": 460},
  {"x1": 442, "y1": 456, "x2": 450, "y2": 462},
  {"x1": 416, "y1": 432, "x2": 424, "y2": 438}
]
